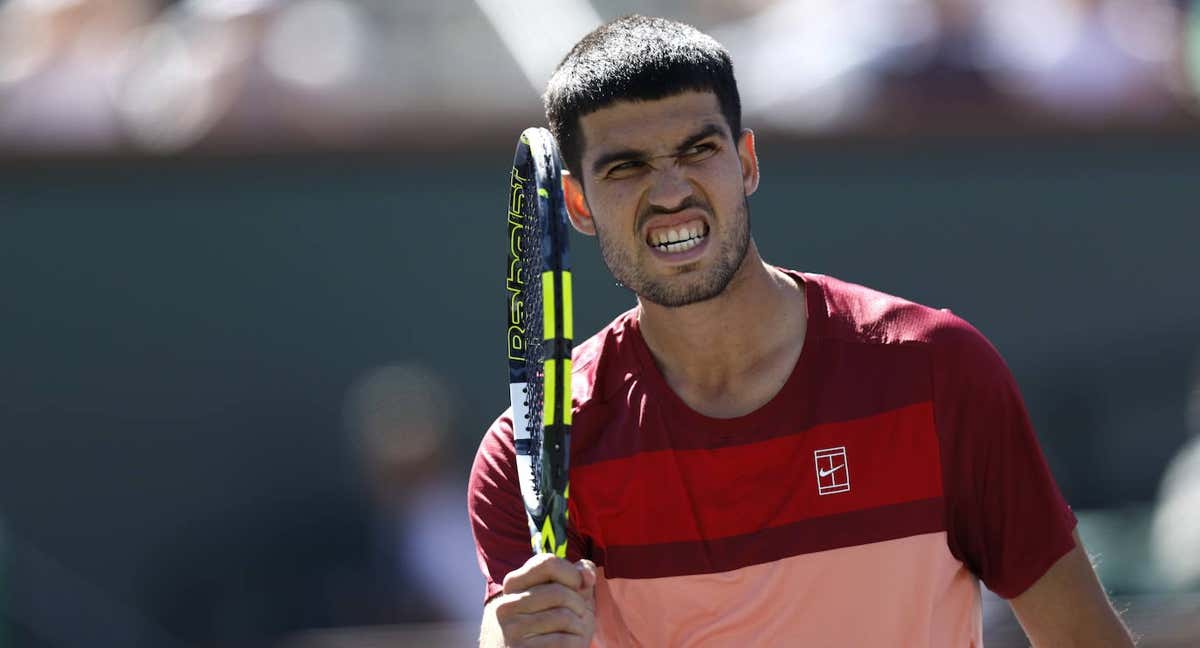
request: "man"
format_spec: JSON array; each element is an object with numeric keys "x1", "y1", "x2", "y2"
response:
[{"x1": 469, "y1": 15, "x2": 1134, "y2": 647}]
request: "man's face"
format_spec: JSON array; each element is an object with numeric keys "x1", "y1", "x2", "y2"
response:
[{"x1": 569, "y1": 91, "x2": 758, "y2": 308}]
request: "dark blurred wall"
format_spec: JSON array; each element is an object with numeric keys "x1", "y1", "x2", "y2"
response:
[{"x1": 1, "y1": 136, "x2": 1198, "y2": 646}]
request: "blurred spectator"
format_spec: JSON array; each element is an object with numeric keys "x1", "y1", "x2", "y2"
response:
[
  {"x1": 1184, "y1": 0, "x2": 1200, "y2": 108},
  {"x1": 343, "y1": 363, "x2": 482, "y2": 625},
  {"x1": 712, "y1": 0, "x2": 912, "y2": 131},
  {"x1": 109, "y1": 0, "x2": 526, "y2": 152},
  {"x1": 871, "y1": 0, "x2": 1016, "y2": 127},
  {"x1": 976, "y1": 0, "x2": 1180, "y2": 123},
  {"x1": 109, "y1": 0, "x2": 385, "y2": 152},
  {"x1": 1151, "y1": 350, "x2": 1200, "y2": 591},
  {"x1": 109, "y1": 0, "x2": 293, "y2": 152},
  {"x1": 0, "y1": 0, "x2": 156, "y2": 151}
]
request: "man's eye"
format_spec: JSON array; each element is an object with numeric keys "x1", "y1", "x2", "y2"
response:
[
  {"x1": 607, "y1": 160, "x2": 645, "y2": 177},
  {"x1": 680, "y1": 144, "x2": 717, "y2": 162}
]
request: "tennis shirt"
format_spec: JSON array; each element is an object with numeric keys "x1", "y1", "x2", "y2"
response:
[{"x1": 469, "y1": 271, "x2": 1077, "y2": 646}]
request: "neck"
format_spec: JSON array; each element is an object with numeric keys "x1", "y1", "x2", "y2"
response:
[{"x1": 636, "y1": 244, "x2": 807, "y2": 397}]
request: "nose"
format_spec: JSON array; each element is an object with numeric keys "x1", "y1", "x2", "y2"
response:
[{"x1": 645, "y1": 163, "x2": 694, "y2": 213}]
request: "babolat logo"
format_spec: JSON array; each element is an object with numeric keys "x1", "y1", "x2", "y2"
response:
[{"x1": 507, "y1": 166, "x2": 528, "y2": 361}]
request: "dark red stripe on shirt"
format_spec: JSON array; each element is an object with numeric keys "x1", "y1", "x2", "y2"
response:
[
  {"x1": 571, "y1": 337, "x2": 932, "y2": 468},
  {"x1": 592, "y1": 497, "x2": 945, "y2": 579},
  {"x1": 571, "y1": 401, "x2": 943, "y2": 546}
]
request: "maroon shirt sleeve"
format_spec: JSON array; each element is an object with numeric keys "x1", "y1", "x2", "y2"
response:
[
  {"x1": 930, "y1": 314, "x2": 1078, "y2": 599},
  {"x1": 468, "y1": 412, "x2": 531, "y2": 603},
  {"x1": 469, "y1": 410, "x2": 590, "y2": 604}
]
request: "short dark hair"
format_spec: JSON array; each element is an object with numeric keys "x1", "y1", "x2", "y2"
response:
[{"x1": 544, "y1": 15, "x2": 742, "y2": 176}]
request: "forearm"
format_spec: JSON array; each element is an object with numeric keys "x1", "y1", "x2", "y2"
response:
[
  {"x1": 1016, "y1": 591, "x2": 1134, "y2": 647},
  {"x1": 479, "y1": 598, "x2": 505, "y2": 648},
  {"x1": 1011, "y1": 533, "x2": 1136, "y2": 647},
  {"x1": 1020, "y1": 606, "x2": 1134, "y2": 648}
]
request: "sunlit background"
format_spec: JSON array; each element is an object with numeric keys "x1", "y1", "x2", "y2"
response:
[
  {"x1": 2, "y1": 1, "x2": 1199, "y2": 646},
  {"x1": 2, "y1": 0, "x2": 1200, "y2": 153}
]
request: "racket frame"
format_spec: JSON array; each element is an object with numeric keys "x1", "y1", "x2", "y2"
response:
[{"x1": 506, "y1": 127, "x2": 573, "y2": 558}]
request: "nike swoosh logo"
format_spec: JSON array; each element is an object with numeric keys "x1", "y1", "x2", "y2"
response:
[{"x1": 818, "y1": 465, "x2": 843, "y2": 478}]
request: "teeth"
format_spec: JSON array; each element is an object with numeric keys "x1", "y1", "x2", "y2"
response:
[
  {"x1": 660, "y1": 234, "x2": 702, "y2": 253},
  {"x1": 648, "y1": 219, "x2": 707, "y2": 247}
]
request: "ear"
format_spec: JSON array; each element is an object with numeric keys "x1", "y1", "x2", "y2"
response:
[
  {"x1": 562, "y1": 171, "x2": 596, "y2": 236},
  {"x1": 737, "y1": 129, "x2": 760, "y2": 197}
]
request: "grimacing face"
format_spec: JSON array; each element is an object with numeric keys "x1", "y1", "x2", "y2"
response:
[{"x1": 566, "y1": 91, "x2": 758, "y2": 308}]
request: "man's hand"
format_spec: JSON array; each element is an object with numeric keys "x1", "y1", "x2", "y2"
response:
[{"x1": 481, "y1": 553, "x2": 598, "y2": 647}]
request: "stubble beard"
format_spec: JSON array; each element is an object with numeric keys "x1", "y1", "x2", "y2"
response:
[{"x1": 595, "y1": 197, "x2": 752, "y2": 308}]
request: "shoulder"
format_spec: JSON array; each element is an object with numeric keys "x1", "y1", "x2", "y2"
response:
[
  {"x1": 475, "y1": 306, "x2": 641, "y2": 463},
  {"x1": 801, "y1": 272, "x2": 999, "y2": 364},
  {"x1": 569, "y1": 306, "x2": 643, "y2": 411}
]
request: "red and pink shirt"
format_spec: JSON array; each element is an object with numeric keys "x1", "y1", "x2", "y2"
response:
[{"x1": 469, "y1": 271, "x2": 1077, "y2": 646}]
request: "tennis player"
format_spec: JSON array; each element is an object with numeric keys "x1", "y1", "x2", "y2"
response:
[{"x1": 469, "y1": 15, "x2": 1135, "y2": 647}]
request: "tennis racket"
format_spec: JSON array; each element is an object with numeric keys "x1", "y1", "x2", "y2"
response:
[{"x1": 506, "y1": 127, "x2": 573, "y2": 558}]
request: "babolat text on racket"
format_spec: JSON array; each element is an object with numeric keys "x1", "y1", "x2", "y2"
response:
[{"x1": 505, "y1": 127, "x2": 573, "y2": 558}]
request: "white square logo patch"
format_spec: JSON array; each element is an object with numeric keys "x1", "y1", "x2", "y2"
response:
[{"x1": 814, "y1": 446, "x2": 850, "y2": 495}]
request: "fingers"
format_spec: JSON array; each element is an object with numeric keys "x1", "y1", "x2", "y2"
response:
[
  {"x1": 501, "y1": 582, "x2": 591, "y2": 618},
  {"x1": 519, "y1": 633, "x2": 591, "y2": 648},
  {"x1": 495, "y1": 587, "x2": 596, "y2": 646},
  {"x1": 493, "y1": 555, "x2": 600, "y2": 647},
  {"x1": 503, "y1": 553, "x2": 583, "y2": 594},
  {"x1": 502, "y1": 606, "x2": 590, "y2": 639}
]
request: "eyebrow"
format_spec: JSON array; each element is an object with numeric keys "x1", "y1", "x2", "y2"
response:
[{"x1": 590, "y1": 122, "x2": 728, "y2": 176}]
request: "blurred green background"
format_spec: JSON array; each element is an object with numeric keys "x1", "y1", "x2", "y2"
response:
[{"x1": 4, "y1": 136, "x2": 1199, "y2": 646}]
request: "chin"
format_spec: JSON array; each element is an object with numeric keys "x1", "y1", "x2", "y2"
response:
[{"x1": 638, "y1": 274, "x2": 728, "y2": 308}]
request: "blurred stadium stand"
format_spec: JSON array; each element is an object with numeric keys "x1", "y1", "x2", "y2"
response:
[
  {"x1": 2, "y1": 0, "x2": 1200, "y2": 153},
  {"x1": 2, "y1": 1, "x2": 1199, "y2": 646}
]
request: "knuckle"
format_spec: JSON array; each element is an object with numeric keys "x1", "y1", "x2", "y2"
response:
[
  {"x1": 502, "y1": 570, "x2": 519, "y2": 591},
  {"x1": 529, "y1": 607, "x2": 569, "y2": 633},
  {"x1": 553, "y1": 607, "x2": 582, "y2": 632},
  {"x1": 498, "y1": 615, "x2": 528, "y2": 643},
  {"x1": 535, "y1": 583, "x2": 579, "y2": 615},
  {"x1": 493, "y1": 594, "x2": 522, "y2": 619},
  {"x1": 529, "y1": 552, "x2": 559, "y2": 570},
  {"x1": 538, "y1": 582, "x2": 569, "y2": 603}
]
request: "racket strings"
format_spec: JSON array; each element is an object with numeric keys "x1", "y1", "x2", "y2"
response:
[{"x1": 521, "y1": 185, "x2": 548, "y2": 498}]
